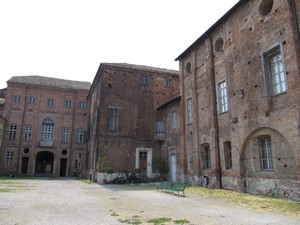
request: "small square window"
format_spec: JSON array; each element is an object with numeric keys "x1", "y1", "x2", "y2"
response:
[
  {"x1": 28, "y1": 97, "x2": 36, "y2": 104},
  {"x1": 65, "y1": 100, "x2": 72, "y2": 108},
  {"x1": 13, "y1": 95, "x2": 21, "y2": 103},
  {"x1": 79, "y1": 102, "x2": 85, "y2": 109},
  {"x1": 47, "y1": 99, "x2": 54, "y2": 106},
  {"x1": 140, "y1": 74, "x2": 149, "y2": 86}
]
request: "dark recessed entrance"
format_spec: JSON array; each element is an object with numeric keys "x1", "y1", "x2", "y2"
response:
[
  {"x1": 35, "y1": 151, "x2": 54, "y2": 176},
  {"x1": 60, "y1": 158, "x2": 67, "y2": 177}
]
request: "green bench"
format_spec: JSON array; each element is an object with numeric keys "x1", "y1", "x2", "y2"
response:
[{"x1": 156, "y1": 181, "x2": 186, "y2": 196}]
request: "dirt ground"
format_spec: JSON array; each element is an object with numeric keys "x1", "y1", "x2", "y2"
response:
[{"x1": 0, "y1": 178, "x2": 299, "y2": 225}]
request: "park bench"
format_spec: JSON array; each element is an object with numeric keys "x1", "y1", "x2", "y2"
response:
[
  {"x1": 170, "y1": 183, "x2": 186, "y2": 196},
  {"x1": 156, "y1": 181, "x2": 186, "y2": 196}
]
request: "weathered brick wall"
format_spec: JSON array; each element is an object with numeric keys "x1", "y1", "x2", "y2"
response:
[
  {"x1": 178, "y1": 0, "x2": 300, "y2": 195},
  {"x1": 0, "y1": 81, "x2": 89, "y2": 176}
]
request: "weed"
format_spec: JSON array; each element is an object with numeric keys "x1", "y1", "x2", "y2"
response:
[
  {"x1": 147, "y1": 217, "x2": 172, "y2": 224},
  {"x1": 174, "y1": 219, "x2": 190, "y2": 224}
]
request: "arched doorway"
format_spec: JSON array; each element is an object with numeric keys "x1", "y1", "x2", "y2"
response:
[{"x1": 35, "y1": 151, "x2": 54, "y2": 176}]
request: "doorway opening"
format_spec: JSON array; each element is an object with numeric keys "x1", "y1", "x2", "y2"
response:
[
  {"x1": 35, "y1": 151, "x2": 54, "y2": 176},
  {"x1": 60, "y1": 158, "x2": 67, "y2": 177},
  {"x1": 21, "y1": 157, "x2": 29, "y2": 174}
]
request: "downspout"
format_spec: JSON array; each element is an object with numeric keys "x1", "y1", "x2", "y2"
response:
[
  {"x1": 289, "y1": 0, "x2": 300, "y2": 62},
  {"x1": 17, "y1": 84, "x2": 28, "y2": 174},
  {"x1": 208, "y1": 36, "x2": 222, "y2": 188}
]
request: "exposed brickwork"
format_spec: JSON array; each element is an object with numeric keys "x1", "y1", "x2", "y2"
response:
[
  {"x1": 176, "y1": 0, "x2": 300, "y2": 196},
  {"x1": 0, "y1": 76, "x2": 90, "y2": 177},
  {"x1": 88, "y1": 63, "x2": 179, "y2": 180}
]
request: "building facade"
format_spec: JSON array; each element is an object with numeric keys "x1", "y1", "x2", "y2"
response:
[
  {"x1": 87, "y1": 63, "x2": 179, "y2": 181},
  {"x1": 175, "y1": 0, "x2": 300, "y2": 197},
  {"x1": 0, "y1": 76, "x2": 90, "y2": 177}
]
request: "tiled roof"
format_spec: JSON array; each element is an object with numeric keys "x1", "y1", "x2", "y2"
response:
[
  {"x1": 7, "y1": 75, "x2": 91, "y2": 90},
  {"x1": 102, "y1": 63, "x2": 178, "y2": 75}
]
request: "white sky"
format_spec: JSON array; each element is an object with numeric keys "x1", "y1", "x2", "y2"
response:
[{"x1": 0, "y1": 0, "x2": 239, "y2": 88}]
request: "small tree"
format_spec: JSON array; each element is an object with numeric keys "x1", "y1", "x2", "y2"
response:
[
  {"x1": 153, "y1": 157, "x2": 169, "y2": 179},
  {"x1": 97, "y1": 146, "x2": 109, "y2": 175}
]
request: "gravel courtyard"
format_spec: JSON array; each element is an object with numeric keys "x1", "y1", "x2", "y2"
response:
[{"x1": 0, "y1": 178, "x2": 299, "y2": 225}]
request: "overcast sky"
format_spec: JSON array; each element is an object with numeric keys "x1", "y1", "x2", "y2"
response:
[{"x1": 0, "y1": 0, "x2": 239, "y2": 89}]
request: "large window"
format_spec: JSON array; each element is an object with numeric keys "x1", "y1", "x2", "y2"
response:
[
  {"x1": 264, "y1": 46, "x2": 287, "y2": 96},
  {"x1": 187, "y1": 98, "x2": 193, "y2": 124},
  {"x1": 41, "y1": 118, "x2": 54, "y2": 141},
  {"x1": 108, "y1": 107, "x2": 120, "y2": 132},
  {"x1": 224, "y1": 141, "x2": 232, "y2": 169},
  {"x1": 218, "y1": 80, "x2": 228, "y2": 113},
  {"x1": 75, "y1": 154, "x2": 82, "y2": 169},
  {"x1": 76, "y1": 128, "x2": 84, "y2": 143},
  {"x1": 9, "y1": 125, "x2": 17, "y2": 140},
  {"x1": 62, "y1": 128, "x2": 70, "y2": 143},
  {"x1": 24, "y1": 126, "x2": 32, "y2": 141},
  {"x1": 202, "y1": 144, "x2": 211, "y2": 170},
  {"x1": 171, "y1": 110, "x2": 177, "y2": 129},
  {"x1": 259, "y1": 136, "x2": 274, "y2": 171},
  {"x1": 5, "y1": 151, "x2": 14, "y2": 167},
  {"x1": 154, "y1": 121, "x2": 165, "y2": 141}
]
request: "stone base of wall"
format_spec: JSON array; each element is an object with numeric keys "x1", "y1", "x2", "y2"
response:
[{"x1": 246, "y1": 177, "x2": 296, "y2": 198}]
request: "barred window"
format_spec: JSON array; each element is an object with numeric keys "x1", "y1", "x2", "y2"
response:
[
  {"x1": 259, "y1": 136, "x2": 274, "y2": 171},
  {"x1": 202, "y1": 144, "x2": 211, "y2": 170}
]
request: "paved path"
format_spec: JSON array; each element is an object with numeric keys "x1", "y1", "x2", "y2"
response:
[{"x1": 0, "y1": 178, "x2": 299, "y2": 225}]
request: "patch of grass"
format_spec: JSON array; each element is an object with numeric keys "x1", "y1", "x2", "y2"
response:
[
  {"x1": 174, "y1": 219, "x2": 190, "y2": 224},
  {"x1": 187, "y1": 186, "x2": 300, "y2": 216},
  {"x1": 118, "y1": 215, "x2": 142, "y2": 224},
  {"x1": 0, "y1": 188, "x2": 14, "y2": 192},
  {"x1": 147, "y1": 217, "x2": 172, "y2": 225},
  {"x1": 111, "y1": 212, "x2": 119, "y2": 216}
]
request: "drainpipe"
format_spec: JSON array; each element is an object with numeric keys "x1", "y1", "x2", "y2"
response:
[
  {"x1": 16, "y1": 84, "x2": 28, "y2": 175},
  {"x1": 208, "y1": 36, "x2": 222, "y2": 188}
]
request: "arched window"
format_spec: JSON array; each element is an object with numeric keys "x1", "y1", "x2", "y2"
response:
[{"x1": 41, "y1": 118, "x2": 54, "y2": 141}]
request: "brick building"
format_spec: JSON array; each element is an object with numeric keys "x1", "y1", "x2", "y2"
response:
[
  {"x1": 0, "y1": 76, "x2": 90, "y2": 177},
  {"x1": 175, "y1": 0, "x2": 300, "y2": 196},
  {"x1": 87, "y1": 63, "x2": 179, "y2": 181}
]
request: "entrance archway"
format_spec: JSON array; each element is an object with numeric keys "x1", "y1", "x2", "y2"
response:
[{"x1": 35, "y1": 151, "x2": 54, "y2": 176}]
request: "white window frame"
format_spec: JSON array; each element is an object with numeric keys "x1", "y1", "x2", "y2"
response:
[
  {"x1": 28, "y1": 97, "x2": 36, "y2": 104},
  {"x1": 218, "y1": 80, "x2": 228, "y2": 113},
  {"x1": 5, "y1": 151, "x2": 14, "y2": 167},
  {"x1": 76, "y1": 128, "x2": 84, "y2": 143},
  {"x1": 41, "y1": 118, "x2": 54, "y2": 141},
  {"x1": 264, "y1": 45, "x2": 287, "y2": 96},
  {"x1": 24, "y1": 126, "x2": 32, "y2": 141},
  {"x1": 62, "y1": 128, "x2": 70, "y2": 143}
]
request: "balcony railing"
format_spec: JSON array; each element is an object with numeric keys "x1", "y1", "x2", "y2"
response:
[{"x1": 40, "y1": 140, "x2": 54, "y2": 147}]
